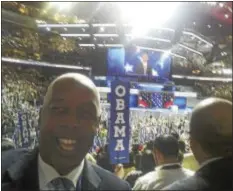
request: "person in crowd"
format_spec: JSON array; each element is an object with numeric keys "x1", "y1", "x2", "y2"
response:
[
  {"x1": 125, "y1": 149, "x2": 155, "y2": 188},
  {"x1": 163, "y1": 98, "x2": 232, "y2": 191},
  {"x1": 133, "y1": 135, "x2": 193, "y2": 190},
  {"x1": 134, "y1": 51, "x2": 152, "y2": 75},
  {"x1": 1, "y1": 73, "x2": 131, "y2": 191},
  {"x1": 2, "y1": 138, "x2": 16, "y2": 152}
]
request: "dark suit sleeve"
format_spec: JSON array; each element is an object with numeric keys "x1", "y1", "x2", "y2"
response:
[{"x1": 92, "y1": 164, "x2": 132, "y2": 190}]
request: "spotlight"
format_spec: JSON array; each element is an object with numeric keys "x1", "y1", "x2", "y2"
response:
[
  {"x1": 100, "y1": 27, "x2": 105, "y2": 32},
  {"x1": 219, "y1": 3, "x2": 224, "y2": 7},
  {"x1": 49, "y1": 2, "x2": 73, "y2": 11}
]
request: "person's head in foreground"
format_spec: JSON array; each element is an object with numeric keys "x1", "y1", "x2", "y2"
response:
[
  {"x1": 39, "y1": 73, "x2": 101, "y2": 175},
  {"x1": 162, "y1": 98, "x2": 232, "y2": 190},
  {"x1": 189, "y1": 97, "x2": 232, "y2": 164},
  {"x1": 152, "y1": 135, "x2": 179, "y2": 166}
]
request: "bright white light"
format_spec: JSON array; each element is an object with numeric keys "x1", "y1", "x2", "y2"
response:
[
  {"x1": 60, "y1": 34, "x2": 90, "y2": 37},
  {"x1": 117, "y1": 2, "x2": 180, "y2": 36},
  {"x1": 79, "y1": 44, "x2": 95, "y2": 47},
  {"x1": 222, "y1": 68, "x2": 232, "y2": 75},
  {"x1": 125, "y1": 63, "x2": 133, "y2": 72},
  {"x1": 207, "y1": 24, "x2": 211, "y2": 28},
  {"x1": 219, "y1": 3, "x2": 224, "y2": 7},
  {"x1": 50, "y1": 2, "x2": 73, "y2": 11},
  {"x1": 225, "y1": 14, "x2": 229, "y2": 19},
  {"x1": 46, "y1": 27, "x2": 51, "y2": 31},
  {"x1": 152, "y1": 69, "x2": 159, "y2": 76},
  {"x1": 100, "y1": 27, "x2": 105, "y2": 32}
]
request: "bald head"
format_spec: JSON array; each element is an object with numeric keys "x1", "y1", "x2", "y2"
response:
[
  {"x1": 190, "y1": 97, "x2": 232, "y2": 157},
  {"x1": 43, "y1": 73, "x2": 100, "y2": 115}
]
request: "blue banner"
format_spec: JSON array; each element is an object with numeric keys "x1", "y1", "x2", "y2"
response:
[
  {"x1": 18, "y1": 112, "x2": 31, "y2": 148},
  {"x1": 109, "y1": 80, "x2": 130, "y2": 164}
]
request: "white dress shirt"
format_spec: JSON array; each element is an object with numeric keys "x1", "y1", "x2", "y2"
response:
[
  {"x1": 133, "y1": 163, "x2": 194, "y2": 190},
  {"x1": 38, "y1": 154, "x2": 84, "y2": 190},
  {"x1": 139, "y1": 57, "x2": 148, "y2": 75}
]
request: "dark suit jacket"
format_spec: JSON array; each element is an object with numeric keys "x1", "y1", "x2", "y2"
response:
[
  {"x1": 1, "y1": 148, "x2": 131, "y2": 191},
  {"x1": 134, "y1": 60, "x2": 152, "y2": 76},
  {"x1": 163, "y1": 157, "x2": 232, "y2": 191}
]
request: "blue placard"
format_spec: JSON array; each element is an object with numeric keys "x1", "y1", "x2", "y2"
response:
[{"x1": 109, "y1": 80, "x2": 130, "y2": 164}]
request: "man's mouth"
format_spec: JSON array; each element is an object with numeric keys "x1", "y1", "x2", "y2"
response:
[{"x1": 57, "y1": 138, "x2": 76, "y2": 151}]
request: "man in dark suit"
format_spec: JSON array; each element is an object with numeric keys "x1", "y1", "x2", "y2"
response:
[
  {"x1": 134, "y1": 52, "x2": 153, "y2": 76},
  {"x1": 2, "y1": 73, "x2": 131, "y2": 191},
  {"x1": 163, "y1": 98, "x2": 232, "y2": 191}
]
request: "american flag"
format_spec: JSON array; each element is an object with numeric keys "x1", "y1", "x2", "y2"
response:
[
  {"x1": 163, "y1": 93, "x2": 174, "y2": 108},
  {"x1": 138, "y1": 92, "x2": 150, "y2": 108},
  {"x1": 151, "y1": 92, "x2": 163, "y2": 108}
]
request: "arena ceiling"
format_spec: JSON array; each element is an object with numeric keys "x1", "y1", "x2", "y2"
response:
[{"x1": 2, "y1": 1, "x2": 233, "y2": 78}]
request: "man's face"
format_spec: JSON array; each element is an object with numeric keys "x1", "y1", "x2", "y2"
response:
[
  {"x1": 142, "y1": 53, "x2": 149, "y2": 62},
  {"x1": 39, "y1": 79, "x2": 100, "y2": 174}
]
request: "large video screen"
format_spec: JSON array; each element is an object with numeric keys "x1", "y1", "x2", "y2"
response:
[
  {"x1": 138, "y1": 92, "x2": 174, "y2": 109},
  {"x1": 107, "y1": 46, "x2": 172, "y2": 80}
]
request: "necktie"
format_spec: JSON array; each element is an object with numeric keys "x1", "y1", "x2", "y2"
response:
[{"x1": 49, "y1": 177, "x2": 75, "y2": 190}]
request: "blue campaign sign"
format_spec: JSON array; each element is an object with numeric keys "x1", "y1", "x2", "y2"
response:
[{"x1": 109, "y1": 80, "x2": 130, "y2": 164}]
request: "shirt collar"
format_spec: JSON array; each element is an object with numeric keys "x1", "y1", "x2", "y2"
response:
[
  {"x1": 199, "y1": 157, "x2": 223, "y2": 169},
  {"x1": 38, "y1": 154, "x2": 84, "y2": 189},
  {"x1": 155, "y1": 162, "x2": 181, "y2": 171}
]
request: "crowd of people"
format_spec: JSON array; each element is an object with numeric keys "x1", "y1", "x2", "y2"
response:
[
  {"x1": 2, "y1": 21, "x2": 93, "y2": 66},
  {"x1": 2, "y1": 73, "x2": 232, "y2": 191},
  {"x1": 2, "y1": 1, "x2": 81, "y2": 24}
]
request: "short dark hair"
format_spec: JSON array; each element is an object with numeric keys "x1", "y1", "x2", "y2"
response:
[{"x1": 153, "y1": 135, "x2": 179, "y2": 158}]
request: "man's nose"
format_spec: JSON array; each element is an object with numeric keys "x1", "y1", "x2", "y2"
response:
[{"x1": 66, "y1": 113, "x2": 80, "y2": 128}]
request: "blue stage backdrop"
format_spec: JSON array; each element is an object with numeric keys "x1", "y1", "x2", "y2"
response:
[{"x1": 109, "y1": 80, "x2": 130, "y2": 164}]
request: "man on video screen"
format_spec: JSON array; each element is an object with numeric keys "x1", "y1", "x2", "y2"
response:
[{"x1": 134, "y1": 51, "x2": 153, "y2": 75}]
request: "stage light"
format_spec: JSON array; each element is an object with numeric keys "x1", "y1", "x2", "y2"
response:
[
  {"x1": 49, "y1": 2, "x2": 73, "y2": 11},
  {"x1": 60, "y1": 34, "x2": 91, "y2": 37},
  {"x1": 219, "y1": 3, "x2": 224, "y2": 7},
  {"x1": 116, "y1": 2, "x2": 180, "y2": 36},
  {"x1": 100, "y1": 27, "x2": 105, "y2": 32},
  {"x1": 222, "y1": 69, "x2": 232, "y2": 75}
]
